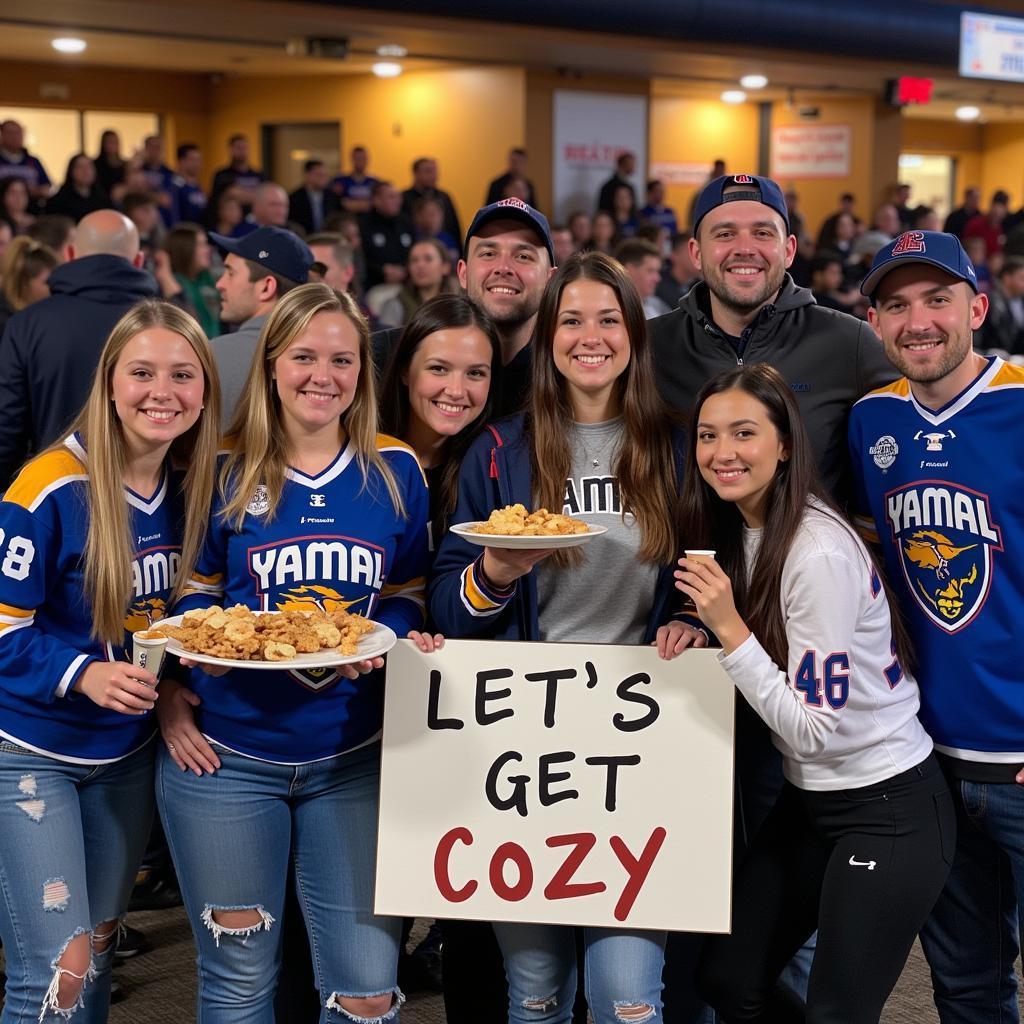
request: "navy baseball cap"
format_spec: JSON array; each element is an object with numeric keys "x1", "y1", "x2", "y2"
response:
[
  {"x1": 209, "y1": 226, "x2": 313, "y2": 284},
  {"x1": 860, "y1": 230, "x2": 978, "y2": 299},
  {"x1": 464, "y1": 198, "x2": 554, "y2": 264},
  {"x1": 692, "y1": 174, "x2": 791, "y2": 235}
]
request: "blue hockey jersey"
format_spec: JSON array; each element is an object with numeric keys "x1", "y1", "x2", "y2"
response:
[
  {"x1": 0, "y1": 435, "x2": 179, "y2": 762},
  {"x1": 178, "y1": 435, "x2": 428, "y2": 763},
  {"x1": 848, "y1": 357, "x2": 1024, "y2": 761}
]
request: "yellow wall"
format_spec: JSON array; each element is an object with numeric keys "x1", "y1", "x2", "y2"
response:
[
  {"x1": 649, "y1": 91, "x2": 760, "y2": 227},
  {"x1": 979, "y1": 123, "x2": 1024, "y2": 209},
  {"x1": 901, "y1": 119, "x2": 984, "y2": 201},
  {"x1": 208, "y1": 67, "x2": 527, "y2": 231}
]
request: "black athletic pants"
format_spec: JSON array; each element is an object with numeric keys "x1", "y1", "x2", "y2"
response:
[{"x1": 697, "y1": 754, "x2": 955, "y2": 1024}]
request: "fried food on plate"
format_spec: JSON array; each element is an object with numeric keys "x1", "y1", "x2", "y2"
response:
[
  {"x1": 471, "y1": 503, "x2": 588, "y2": 536},
  {"x1": 149, "y1": 604, "x2": 375, "y2": 662}
]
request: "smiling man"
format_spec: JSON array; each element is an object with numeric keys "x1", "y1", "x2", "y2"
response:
[
  {"x1": 648, "y1": 173, "x2": 895, "y2": 501},
  {"x1": 850, "y1": 230, "x2": 1024, "y2": 1024}
]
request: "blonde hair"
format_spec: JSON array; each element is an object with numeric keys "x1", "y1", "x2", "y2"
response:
[
  {"x1": 2, "y1": 236, "x2": 58, "y2": 311},
  {"x1": 57, "y1": 300, "x2": 221, "y2": 643},
  {"x1": 221, "y1": 282, "x2": 405, "y2": 528}
]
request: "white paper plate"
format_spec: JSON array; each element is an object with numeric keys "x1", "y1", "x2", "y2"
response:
[
  {"x1": 449, "y1": 522, "x2": 607, "y2": 549},
  {"x1": 151, "y1": 613, "x2": 397, "y2": 670}
]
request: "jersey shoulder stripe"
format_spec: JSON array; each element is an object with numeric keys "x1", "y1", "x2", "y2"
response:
[
  {"x1": 376, "y1": 432, "x2": 427, "y2": 485},
  {"x1": 4, "y1": 449, "x2": 87, "y2": 514},
  {"x1": 855, "y1": 378, "x2": 910, "y2": 407},
  {"x1": 987, "y1": 362, "x2": 1024, "y2": 390}
]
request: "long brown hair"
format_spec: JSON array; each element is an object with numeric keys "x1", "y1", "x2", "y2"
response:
[
  {"x1": 680, "y1": 363, "x2": 913, "y2": 671},
  {"x1": 530, "y1": 250, "x2": 679, "y2": 567}
]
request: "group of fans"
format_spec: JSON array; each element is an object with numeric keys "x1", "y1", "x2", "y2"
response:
[{"x1": 0, "y1": 114, "x2": 1020, "y2": 1024}]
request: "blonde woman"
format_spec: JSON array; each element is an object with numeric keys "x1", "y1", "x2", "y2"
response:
[
  {"x1": 0, "y1": 299, "x2": 219, "y2": 1022},
  {"x1": 0, "y1": 235, "x2": 58, "y2": 334},
  {"x1": 156, "y1": 282, "x2": 429, "y2": 1023}
]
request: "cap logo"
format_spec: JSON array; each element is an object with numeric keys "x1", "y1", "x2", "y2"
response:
[
  {"x1": 496, "y1": 197, "x2": 529, "y2": 212},
  {"x1": 258, "y1": 249, "x2": 269, "y2": 259},
  {"x1": 732, "y1": 174, "x2": 754, "y2": 185},
  {"x1": 891, "y1": 231, "x2": 926, "y2": 255}
]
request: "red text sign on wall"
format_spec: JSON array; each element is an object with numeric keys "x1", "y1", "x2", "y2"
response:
[
  {"x1": 770, "y1": 123, "x2": 852, "y2": 180},
  {"x1": 376, "y1": 640, "x2": 735, "y2": 931}
]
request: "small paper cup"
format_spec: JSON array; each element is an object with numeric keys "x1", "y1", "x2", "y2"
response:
[
  {"x1": 132, "y1": 631, "x2": 168, "y2": 680},
  {"x1": 684, "y1": 549, "x2": 717, "y2": 559}
]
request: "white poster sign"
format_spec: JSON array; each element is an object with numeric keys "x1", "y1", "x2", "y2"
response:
[
  {"x1": 770, "y1": 124, "x2": 851, "y2": 180},
  {"x1": 552, "y1": 91, "x2": 648, "y2": 223},
  {"x1": 961, "y1": 11, "x2": 1024, "y2": 82},
  {"x1": 376, "y1": 640, "x2": 734, "y2": 932},
  {"x1": 650, "y1": 161, "x2": 715, "y2": 187}
]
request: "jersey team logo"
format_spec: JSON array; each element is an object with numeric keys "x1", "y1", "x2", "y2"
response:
[
  {"x1": 246, "y1": 483, "x2": 270, "y2": 516},
  {"x1": 915, "y1": 429, "x2": 955, "y2": 452},
  {"x1": 731, "y1": 174, "x2": 753, "y2": 184},
  {"x1": 885, "y1": 481, "x2": 1002, "y2": 633},
  {"x1": 870, "y1": 435, "x2": 899, "y2": 469},
  {"x1": 892, "y1": 231, "x2": 926, "y2": 254}
]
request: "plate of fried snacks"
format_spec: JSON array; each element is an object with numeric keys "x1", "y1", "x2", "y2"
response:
[
  {"x1": 450, "y1": 503, "x2": 607, "y2": 549},
  {"x1": 144, "y1": 605, "x2": 397, "y2": 670}
]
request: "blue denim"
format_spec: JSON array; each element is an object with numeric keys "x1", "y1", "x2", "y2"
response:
[
  {"x1": 493, "y1": 921, "x2": 666, "y2": 1024},
  {"x1": 156, "y1": 741, "x2": 402, "y2": 1024},
  {"x1": 0, "y1": 739, "x2": 155, "y2": 1024},
  {"x1": 919, "y1": 774, "x2": 1024, "y2": 1024}
]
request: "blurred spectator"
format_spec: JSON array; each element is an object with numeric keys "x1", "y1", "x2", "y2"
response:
[
  {"x1": 162, "y1": 223, "x2": 221, "y2": 337},
  {"x1": 944, "y1": 186, "x2": 981, "y2": 240},
  {"x1": 964, "y1": 191, "x2": 1009, "y2": 261},
  {"x1": 892, "y1": 182, "x2": 914, "y2": 230},
  {"x1": 324, "y1": 211, "x2": 366, "y2": 293},
  {"x1": 979, "y1": 257, "x2": 1024, "y2": 357},
  {"x1": 871, "y1": 203, "x2": 901, "y2": 240},
  {"x1": 816, "y1": 193, "x2": 862, "y2": 250},
  {"x1": 636, "y1": 220, "x2": 670, "y2": 259},
  {"x1": 0, "y1": 120, "x2": 51, "y2": 207},
  {"x1": 210, "y1": 133, "x2": 266, "y2": 209},
  {"x1": 377, "y1": 239, "x2": 456, "y2": 329},
  {"x1": 0, "y1": 236, "x2": 57, "y2": 334},
  {"x1": 139, "y1": 135, "x2": 176, "y2": 226},
  {"x1": 46, "y1": 154, "x2": 110, "y2": 223},
  {"x1": 235, "y1": 182, "x2": 290, "y2": 236},
  {"x1": 849, "y1": 229, "x2": 891, "y2": 280},
  {"x1": 402, "y1": 158, "x2": 461, "y2": 243},
  {"x1": 361, "y1": 181, "x2": 414, "y2": 288},
  {"x1": 809, "y1": 252, "x2": 860, "y2": 316},
  {"x1": 785, "y1": 187, "x2": 808, "y2": 245},
  {"x1": 640, "y1": 179, "x2": 678, "y2": 236},
  {"x1": 614, "y1": 237, "x2": 670, "y2": 319},
  {"x1": 610, "y1": 183, "x2": 638, "y2": 238},
  {"x1": 910, "y1": 205, "x2": 941, "y2": 232},
  {"x1": 331, "y1": 145, "x2": 378, "y2": 215},
  {"x1": 0, "y1": 179, "x2": 35, "y2": 234},
  {"x1": 687, "y1": 159, "x2": 727, "y2": 228},
  {"x1": 26, "y1": 215, "x2": 75, "y2": 262},
  {"x1": 172, "y1": 143, "x2": 208, "y2": 227},
  {"x1": 0, "y1": 218, "x2": 12, "y2": 281},
  {"x1": 211, "y1": 191, "x2": 244, "y2": 239},
  {"x1": 963, "y1": 235, "x2": 992, "y2": 292},
  {"x1": 597, "y1": 151, "x2": 637, "y2": 215},
  {"x1": 589, "y1": 210, "x2": 618, "y2": 255},
  {"x1": 306, "y1": 232, "x2": 355, "y2": 295},
  {"x1": 817, "y1": 210, "x2": 857, "y2": 262},
  {"x1": 288, "y1": 159, "x2": 339, "y2": 235},
  {"x1": 1003, "y1": 199, "x2": 1024, "y2": 236},
  {"x1": 207, "y1": 226, "x2": 312, "y2": 428},
  {"x1": 122, "y1": 191, "x2": 163, "y2": 266},
  {"x1": 412, "y1": 195, "x2": 459, "y2": 263},
  {"x1": 93, "y1": 129, "x2": 125, "y2": 200},
  {"x1": 568, "y1": 210, "x2": 591, "y2": 251},
  {"x1": 486, "y1": 148, "x2": 537, "y2": 208},
  {"x1": 550, "y1": 224, "x2": 575, "y2": 267},
  {"x1": 656, "y1": 231, "x2": 700, "y2": 310},
  {"x1": 499, "y1": 177, "x2": 531, "y2": 203},
  {"x1": 0, "y1": 209, "x2": 156, "y2": 486}
]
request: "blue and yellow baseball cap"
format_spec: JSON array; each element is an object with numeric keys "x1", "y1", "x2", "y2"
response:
[{"x1": 861, "y1": 230, "x2": 979, "y2": 299}]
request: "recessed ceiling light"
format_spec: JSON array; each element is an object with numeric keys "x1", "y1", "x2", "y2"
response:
[
  {"x1": 52, "y1": 37, "x2": 86, "y2": 54},
  {"x1": 721, "y1": 90, "x2": 747, "y2": 104},
  {"x1": 376, "y1": 44, "x2": 407, "y2": 58},
  {"x1": 372, "y1": 62, "x2": 402, "y2": 78},
  {"x1": 740, "y1": 74, "x2": 768, "y2": 90},
  {"x1": 956, "y1": 105, "x2": 980, "y2": 120}
]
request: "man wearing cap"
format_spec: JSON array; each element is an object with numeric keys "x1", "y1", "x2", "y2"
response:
[
  {"x1": 208, "y1": 225, "x2": 313, "y2": 429},
  {"x1": 850, "y1": 230, "x2": 1024, "y2": 1023},
  {"x1": 649, "y1": 173, "x2": 895, "y2": 501}
]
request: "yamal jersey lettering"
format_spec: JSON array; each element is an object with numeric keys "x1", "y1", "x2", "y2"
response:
[
  {"x1": 849, "y1": 357, "x2": 1024, "y2": 761},
  {"x1": 0, "y1": 435, "x2": 180, "y2": 762},
  {"x1": 178, "y1": 435, "x2": 428, "y2": 763}
]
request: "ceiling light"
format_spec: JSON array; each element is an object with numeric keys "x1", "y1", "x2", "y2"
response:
[
  {"x1": 372, "y1": 62, "x2": 402, "y2": 78},
  {"x1": 956, "y1": 105, "x2": 980, "y2": 120},
  {"x1": 721, "y1": 90, "x2": 747, "y2": 104},
  {"x1": 51, "y1": 37, "x2": 86, "y2": 54},
  {"x1": 740, "y1": 74, "x2": 768, "y2": 90},
  {"x1": 376, "y1": 44, "x2": 407, "y2": 58}
]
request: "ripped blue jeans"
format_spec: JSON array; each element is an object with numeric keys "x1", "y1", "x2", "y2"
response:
[
  {"x1": 0, "y1": 738, "x2": 155, "y2": 1023},
  {"x1": 494, "y1": 921, "x2": 666, "y2": 1024},
  {"x1": 156, "y1": 740, "x2": 402, "y2": 1024}
]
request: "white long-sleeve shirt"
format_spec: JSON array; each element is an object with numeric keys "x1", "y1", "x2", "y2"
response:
[{"x1": 720, "y1": 501, "x2": 932, "y2": 791}]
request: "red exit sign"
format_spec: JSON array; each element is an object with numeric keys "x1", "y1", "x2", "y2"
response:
[{"x1": 897, "y1": 77, "x2": 933, "y2": 104}]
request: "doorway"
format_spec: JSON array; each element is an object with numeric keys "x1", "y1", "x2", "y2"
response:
[
  {"x1": 898, "y1": 153, "x2": 954, "y2": 222},
  {"x1": 262, "y1": 122, "x2": 341, "y2": 192}
]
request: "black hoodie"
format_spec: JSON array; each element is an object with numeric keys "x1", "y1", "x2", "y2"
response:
[
  {"x1": 0, "y1": 253, "x2": 157, "y2": 488},
  {"x1": 648, "y1": 274, "x2": 897, "y2": 502}
]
